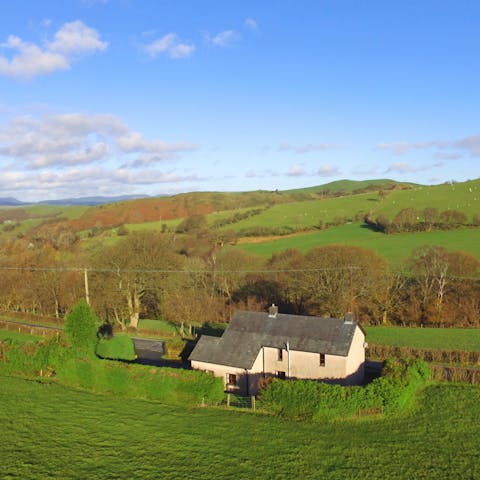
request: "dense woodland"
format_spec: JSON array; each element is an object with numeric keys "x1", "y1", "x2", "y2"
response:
[{"x1": 0, "y1": 223, "x2": 479, "y2": 329}]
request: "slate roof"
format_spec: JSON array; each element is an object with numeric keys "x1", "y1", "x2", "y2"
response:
[{"x1": 189, "y1": 310, "x2": 361, "y2": 370}]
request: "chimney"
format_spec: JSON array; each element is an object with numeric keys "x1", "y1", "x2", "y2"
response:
[
  {"x1": 344, "y1": 312, "x2": 354, "y2": 323},
  {"x1": 268, "y1": 303, "x2": 278, "y2": 318}
]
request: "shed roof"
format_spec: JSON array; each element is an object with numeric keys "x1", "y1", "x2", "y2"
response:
[{"x1": 189, "y1": 310, "x2": 361, "y2": 370}]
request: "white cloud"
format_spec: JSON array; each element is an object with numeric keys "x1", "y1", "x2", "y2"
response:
[
  {"x1": 0, "y1": 36, "x2": 69, "y2": 78},
  {"x1": 0, "y1": 20, "x2": 107, "y2": 79},
  {"x1": 386, "y1": 162, "x2": 443, "y2": 174},
  {"x1": 208, "y1": 30, "x2": 240, "y2": 47},
  {"x1": 434, "y1": 151, "x2": 463, "y2": 160},
  {"x1": 287, "y1": 164, "x2": 306, "y2": 176},
  {"x1": 279, "y1": 142, "x2": 337, "y2": 154},
  {"x1": 377, "y1": 134, "x2": 480, "y2": 159},
  {"x1": 0, "y1": 166, "x2": 201, "y2": 200},
  {"x1": 454, "y1": 135, "x2": 480, "y2": 157},
  {"x1": 0, "y1": 112, "x2": 196, "y2": 169},
  {"x1": 376, "y1": 141, "x2": 442, "y2": 156},
  {"x1": 144, "y1": 33, "x2": 195, "y2": 59},
  {"x1": 317, "y1": 165, "x2": 340, "y2": 176},
  {"x1": 48, "y1": 20, "x2": 108, "y2": 55},
  {"x1": 244, "y1": 18, "x2": 258, "y2": 30},
  {"x1": 116, "y1": 131, "x2": 196, "y2": 156}
]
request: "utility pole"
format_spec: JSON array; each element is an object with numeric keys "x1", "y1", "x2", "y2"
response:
[
  {"x1": 349, "y1": 266, "x2": 354, "y2": 313},
  {"x1": 84, "y1": 268, "x2": 90, "y2": 305}
]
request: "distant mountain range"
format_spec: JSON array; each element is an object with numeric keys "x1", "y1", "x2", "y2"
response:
[{"x1": 0, "y1": 194, "x2": 152, "y2": 207}]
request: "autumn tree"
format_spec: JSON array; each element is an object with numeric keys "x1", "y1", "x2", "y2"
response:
[
  {"x1": 290, "y1": 245, "x2": 391, "y2": 320},
  {"x1": 92, "y1": 232, "x2": 182, "y2": 329},
  {"x1": 409, "y1": 246, "x2": 479, "y2": 323}
]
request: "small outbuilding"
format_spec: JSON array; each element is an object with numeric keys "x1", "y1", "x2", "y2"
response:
[{"x1": 189, "y1": 305, "x2": 366, "y2": 395}]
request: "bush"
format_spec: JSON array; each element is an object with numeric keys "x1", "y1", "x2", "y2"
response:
[
  {"x1": 258, "y1": 359, "x2": 429, "y2": 421},
  {"x1": 0, "y1": 337, "x2": 224, "y2": 407},
  {"x1": 63, "y1": 300, "x2": 100, "y2": 357},
  {"x1": 96, "y1": 334, "x2": 136, "y2": 361}
]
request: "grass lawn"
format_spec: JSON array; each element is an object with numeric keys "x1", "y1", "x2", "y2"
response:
[
  {"x1": 96, "y1": 333, "x2": 136, "y2": 361},
  {"x1": 0, "y1": 329, "x2": 42, "y2": 342},
  {"x1": 237, "y1": 223, "x2": 480, "y2": 264},
  {"x1": 0, "y1": 376, "x2": 479, "y2": 479},
  {"x1": 365, "y1": 326, "x2": 480, "y2": 351},
  {"x1": 0, "y1": 315, "x2": 63, "y2": 329},
  {"x1": 137, "y1": 319, "x2": 180, "y2": 334}
]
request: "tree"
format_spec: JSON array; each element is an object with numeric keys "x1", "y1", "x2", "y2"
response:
[
  {"x1": 422, "y1": 208, "x2": 439, "y2": 231},
  {"x1": 175, "y1": 214, "x2": 207, "y2": 233},
  {"x1": 64, "y1": 300, "x2": 99, "y2": 356},
  {"x1": 409, "y1": 246, "x2": 480, "y2": 321},
  {"x1": 392, "y1": 208, "x2": 418, "y2": 232},
  {"x1": 92, "y1": 232, "x2": 182, "y2": 329},
  {"x1": 291, "y1": 245, "x2": 391, "y2": 320}
]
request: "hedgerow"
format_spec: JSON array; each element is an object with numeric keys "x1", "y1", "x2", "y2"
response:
[
  {"x1": 0, "y1": 336, "x2": 224, "y2": 407},
  {"x1": 258, "y1": 359, "x2": 430, "y2": 421}
]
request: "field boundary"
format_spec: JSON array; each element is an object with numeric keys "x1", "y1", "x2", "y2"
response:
[
  {"x1": 0, "y1": 319, "x2": 61, "y2": 337},
  {"x1": 367, "y1": 343, "x2": 480, "y2": 366}
]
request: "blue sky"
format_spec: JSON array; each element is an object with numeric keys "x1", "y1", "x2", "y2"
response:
[{"x1": 0, "y1": 0, "x2": 479, "y2": 201}]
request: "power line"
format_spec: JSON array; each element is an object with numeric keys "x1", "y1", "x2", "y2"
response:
[{"x1": 0, "y1": 265, "x2": 478, "y2": 279}]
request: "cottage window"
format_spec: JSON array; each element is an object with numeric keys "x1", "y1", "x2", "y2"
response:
[
  {"x1": 276, "y1": 371, "x2": 286, "y2": 379},
  {"x1": 277, "y1": 348, "x2": 283, "y2": 361},
  {"x1": 227, "y1": 373, "x2": 237, "y2": 386},
  {"x1": 319, "y1": 353, "x2": 326, "y2": 367}
]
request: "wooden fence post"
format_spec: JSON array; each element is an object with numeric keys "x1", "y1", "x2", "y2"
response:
[
  {"x1": 226, "y1": 393, "x2": 230, "y2": 407},
  {"x1": 251, "y1": 396, "x2": 256, "y2": 411}
]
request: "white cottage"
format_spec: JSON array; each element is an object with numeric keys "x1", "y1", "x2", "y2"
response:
[{"x1": 189, "y1": 306, "x2": 366, "y2": 395}]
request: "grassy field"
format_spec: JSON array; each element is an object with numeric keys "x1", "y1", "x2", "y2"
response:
[
  {"x1": 282, "y1": 178, "x2": 419, "y2": 194},
  {"x1": 365, "y1": 326, "x2": 480, "y2": 351},
  {"x1": 0, "y1": 330, "x2": 42, "y2": 342},
  {"x1": 0, "y1": 376, "x2": 479, "y2": 479},
  {"x1": 138, "y1": 319, "x2": 180, "y2": 334},
  {"x1": 237, "y1": 223, "x2": 480, "y2": 264},
  {"x1": 220, "y1": 179, "x2": 480, "y2": 233}
]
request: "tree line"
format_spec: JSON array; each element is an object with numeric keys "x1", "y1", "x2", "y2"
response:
[{"x1": 0, "y1": 231, "x2": 478, "y2": 330}]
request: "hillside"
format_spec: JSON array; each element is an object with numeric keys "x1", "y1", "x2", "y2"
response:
[
  {"x1": 237, "y1": 223, "x2": 480, "y2": 264},
  {"x1": 216, "y1": 179, "x2": 480, "y2": 234},
  {"x1": 282, "y1": 178, "x2": 419, "y2": 194},
  {"x1": 1, "y1": 179, "x2": 478, "y2": 251}
]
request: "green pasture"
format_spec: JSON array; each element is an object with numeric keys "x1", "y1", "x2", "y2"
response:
[
  {"x1": 222, "y1": 194, "x2": 377, "y2": 231},
  {"x1": 137, "y1": 318, "x2": 180, "y2": 334},
  {"x1": 283, "y1": 178, "x2": 419, "y2": 194},
  {"x1": 237, "y1": 223, "x2": 480, "y2": 264},
  {"x1": 20, "y1": 204, "x2": 89, "y2": 220},
  {"x1": 0, "y1": 329, "x2": 42, "y2": 342},
  {"x1": 1, "y1": 376, "x2": 479, "y2": 479},
  {"x1": 125, "y1": 218, "x2": 181, "y2": 232},
  {"x1": 374, "y1": 179, "x2": 480, "y2": 218},
  {"x1": 219, "y1": 179, "x2": 480, "y2": 233},
  {"x1": 365, "y1": 326, "x2": 480, "y2": 351}
]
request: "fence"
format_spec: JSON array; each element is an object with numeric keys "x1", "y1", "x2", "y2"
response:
[
  {"x1": 224, "y1": 393, "x2": 257, "y2": 410},
  {"x1": 0, "y1": 319, "x2": 61, "y2": 338}
]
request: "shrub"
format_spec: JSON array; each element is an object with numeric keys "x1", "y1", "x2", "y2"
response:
[
  {"x1": 63, "y1": 300, "x2": 100, "y2": 357},
  {"x1": 258, "y1": 359, "x2": 429, "y2": 421},
  {"x1": 96, "y1": 334, "x2": 136, "y2": 361}
]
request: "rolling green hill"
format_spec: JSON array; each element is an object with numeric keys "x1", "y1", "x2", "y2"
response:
[
  {"x1": 1, "y1": 179, "x2": 478, "y2": 264},
  {"x1": 282, "y1": 178, "x2": 419, "y2": 194},
  {"x1": 237, "y1": 223, "x2": 480, "y2": 264},
  {"x1": 222, "y1": 179, "x2": 480, "y2": 233}
]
